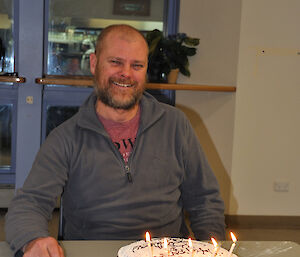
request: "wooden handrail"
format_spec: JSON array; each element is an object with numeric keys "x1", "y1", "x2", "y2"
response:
[
  {"x1": 35, "y1": 76, "x2": 236, "y2": 92},
  {"x1": 0, "y1": 76, "x2": 26, "y2": 83},
  {"x1": 146, "y1": 83, "x2": 236, "y2": 92},
  {"x1": 35, "y1": 76, "x2": 93, "y2": 87}
]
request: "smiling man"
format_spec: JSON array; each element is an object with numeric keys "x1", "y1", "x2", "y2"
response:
[
  {"x1": 5, "y1": 25, "x2": 225, "y2": 257},
  {"x1": 91, "y1": 25, "x2": 148, "y2": 115}
]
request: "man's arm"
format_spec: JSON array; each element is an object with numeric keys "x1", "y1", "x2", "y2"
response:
[
  {"x1": 180, "y1": 116, "x2": 226, "y2": 240},
  {"x1": 5, "y1": 130, "x2": 69, "y2": 255}
]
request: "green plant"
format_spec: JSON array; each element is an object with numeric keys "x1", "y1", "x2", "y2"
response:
[{"x1": 146, "y1": 29, "x2": 199, "y2": 82}]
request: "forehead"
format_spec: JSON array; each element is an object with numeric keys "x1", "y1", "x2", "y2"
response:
[{"x1": 99, "y1": 31, "x2": 148, "y2": 59}]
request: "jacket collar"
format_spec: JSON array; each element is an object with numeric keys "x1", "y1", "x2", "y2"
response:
[{"x1": 76, "y1": 91, "x2": 165, "y2": 135}]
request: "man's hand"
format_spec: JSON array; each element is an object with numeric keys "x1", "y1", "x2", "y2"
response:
[{"x1": 23, "y1": 237, "x2": 64, "y2": 257}]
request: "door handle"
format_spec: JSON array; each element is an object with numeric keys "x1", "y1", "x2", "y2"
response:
[
  {"x1": 0, "y1": 73, "x2": 26, "y2": 83},
  {"x1": 35, "y1": 75, "x2": 93, "y2": 87}
]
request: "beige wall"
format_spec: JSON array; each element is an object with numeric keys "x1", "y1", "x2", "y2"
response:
[
  {"x1": 230, "y1": 0, "x2": 300, "y2": 215},
  {"x1": 176, "y1": 0, "x2": 241, "y2": 214},
  {"x1": 177, "y1": 0, "x2": 300, "y2": 216}
]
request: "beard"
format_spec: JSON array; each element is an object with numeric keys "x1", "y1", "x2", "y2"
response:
[{"x1": 94, "y1": 77, "x2": 144, "y2": 110}]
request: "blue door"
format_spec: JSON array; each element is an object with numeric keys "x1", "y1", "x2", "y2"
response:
[{"x1": 0, "y1": 0, "x2": 179, "y2": 188}]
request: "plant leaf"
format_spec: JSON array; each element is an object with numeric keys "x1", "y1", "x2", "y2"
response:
[
  {"x1": 183, "y1": 37, "x2": 200, "y2": 46},
  {"x1": 184, "y1": 47, "x2": 197, "y2": 56},
  {"x1": 148, "y1": 37, "x2": 161, "y2": 55}
]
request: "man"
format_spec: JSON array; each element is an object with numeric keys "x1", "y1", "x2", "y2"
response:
[
  {"x1": 80, "y1": 38, "x2": 95, "y2": 75},
  {"x1": 5, "y1": 25, "x2": 225, "y2": 257}
]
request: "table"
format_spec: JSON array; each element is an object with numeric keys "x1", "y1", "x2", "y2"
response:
[{"x1": 0, "y1": 240, "x2": 299, "y2": 257}]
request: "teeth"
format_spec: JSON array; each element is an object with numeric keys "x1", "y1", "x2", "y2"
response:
[{"x1": 113, "y1": 81, "x2": 133, "y2": 88}]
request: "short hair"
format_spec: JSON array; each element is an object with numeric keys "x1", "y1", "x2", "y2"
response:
[{"x1": 95, "y1": 24, "x2": 148, "y2": 56}]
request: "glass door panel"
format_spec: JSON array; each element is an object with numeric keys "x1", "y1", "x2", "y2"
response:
[
  {"x1": 41, "y1": 85, "x2": 92, "y2": 140},
  {"x1": 43, "y1": 0, "x2": 175, "y2": 149},
  {"x1": 0, "y1": 104, "x2": 12, "y2": 169},
  {"x1": 0, "y1": 0, "x2": 17, "y2": 184},
  {"x1": 0, "y1": 88, "x2": 17, "y2": 184},
  {"x1": 0, "y1": 0, "x2": 14, "y2": 74},
  {"x1": 47, "y1": 0, "x2": 165, "y2": 76}
]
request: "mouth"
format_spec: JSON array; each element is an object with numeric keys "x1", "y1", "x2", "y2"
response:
[{"x1": 112, "y1": 81, "x2": 134, "y2": 88}]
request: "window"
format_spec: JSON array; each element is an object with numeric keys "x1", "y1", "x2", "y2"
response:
[{"x1": 47, "y1": 0, "x2": 166, "y2": 76}]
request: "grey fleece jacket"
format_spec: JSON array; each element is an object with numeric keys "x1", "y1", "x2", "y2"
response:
[{"x1": 5, "y1": 92, "x2": 225, "y2": 253}]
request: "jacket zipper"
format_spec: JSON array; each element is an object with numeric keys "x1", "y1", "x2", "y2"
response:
[
  {"x1": 103, "y1": 125, "x2": 141, "y2": 184},
  {"x1": 104, "y1": 135, "x2": 135, "y2": 183},
  {"x1": 125, "y1": 130, "x2": 141, "y2": 184},
  {"x1": 124, "y1": 164, "x2": 133, "y2": 183}
]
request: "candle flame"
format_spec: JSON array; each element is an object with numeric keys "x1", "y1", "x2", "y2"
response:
[
  {"x1": 146, "y1": 232, "x2": 151, "y2": 242},
  {"x1": 188, "y1": 238, "x2": 193, "y2": 248},
  {"x1": 230, "y1": 232, "x2": 237, "y2": 243},
  {"x1": 211, "y1": 237, "x2": 218, "y2": 248},
  {"x1": 164, "y1": 238, "x2": 168, "y2": 249}
]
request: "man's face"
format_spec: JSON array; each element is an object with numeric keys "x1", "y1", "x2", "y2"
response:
[{"x1": 90, "y1": 32, "x2": 148, "y2": 110}]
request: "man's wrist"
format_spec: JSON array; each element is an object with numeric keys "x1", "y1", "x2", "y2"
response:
[
  {"x1": 22, "y1": 243, "x2": 28, "y2": 253},
  {"x1": 15, "y1": 242, "x2": 28, "y2": 257}
]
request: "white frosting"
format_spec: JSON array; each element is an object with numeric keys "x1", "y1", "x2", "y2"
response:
[{"x1": 118, "y1": 238, "x2": 237, "y2": 257}]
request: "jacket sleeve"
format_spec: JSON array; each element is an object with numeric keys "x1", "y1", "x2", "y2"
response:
[
  {"x1": 5, "y1": 130, "x2": 69, "y2": 254},
  {"x1": 180, "y1": 116, "x2": 226, "y2": 241}
]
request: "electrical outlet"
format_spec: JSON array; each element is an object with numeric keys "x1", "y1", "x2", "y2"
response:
[{"x1": 273, "y1": 181, "x2": 289, "y2": 192}]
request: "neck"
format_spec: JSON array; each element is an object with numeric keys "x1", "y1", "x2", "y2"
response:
[{"x1": 96, "y1": 100, "x2": 139, "y2": 122}]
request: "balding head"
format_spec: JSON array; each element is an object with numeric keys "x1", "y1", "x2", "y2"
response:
[{"x1": 95, "y1": 24, "x2": 149, "y2": 57}]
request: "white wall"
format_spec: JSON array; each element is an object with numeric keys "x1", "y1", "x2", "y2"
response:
[
  {"x1": 176, "y1": 0, "x2": 241, "y2": 213},
  {"x1": 230, "y1": 0, "x2": 300, "y2": 215},
  {"x1": 177, "y1": 0, "x2": 300, "y2": 216}
]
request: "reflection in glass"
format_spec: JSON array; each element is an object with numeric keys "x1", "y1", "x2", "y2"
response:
[
  {"x1": 46, "y1": 106, "x2": 79, "y2": 137},
  {"x1": 0, "y1": 104, "x2": 12, "y2": 169},
  {"x1": 0, "y1": 0, "x2": 14, "y2": 74},
  {"x1": 47, "y1": 0, "x2": 164, "y2": 76}
]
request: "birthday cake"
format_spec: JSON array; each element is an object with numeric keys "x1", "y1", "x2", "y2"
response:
[{"x1": 118, "y1": 238, "x2": 238, "y2": 257}]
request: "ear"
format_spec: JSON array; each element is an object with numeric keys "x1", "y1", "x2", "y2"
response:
[{"x1": 89, "y1": 53, "x2": 97, "y2": 75}]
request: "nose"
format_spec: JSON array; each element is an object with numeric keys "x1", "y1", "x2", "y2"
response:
[{"x1": 120, "y1": 63, "x2": 131, "y2": 78}]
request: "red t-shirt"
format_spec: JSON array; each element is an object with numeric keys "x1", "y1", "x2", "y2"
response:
[{"x1": 98, "y1": 107, "x2": 140, "y2": 163}]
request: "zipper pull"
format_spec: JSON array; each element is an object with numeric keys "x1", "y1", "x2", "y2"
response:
[
  {"x1": 125, "y1": 165, "x2": 133, "y2": 183},
  {"x1": 126, "y1": 172, "x2": 133, "y2": 183}
]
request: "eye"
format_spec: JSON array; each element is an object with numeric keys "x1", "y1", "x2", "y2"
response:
[
  {"x1": 110, "y1": 59, "x2": 122, "y2": 66},
  {"x1": 132, "y1": 63, "x2": 144, "y2": 70}
]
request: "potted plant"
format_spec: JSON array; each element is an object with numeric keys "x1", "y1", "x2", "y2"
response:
[{"x1": 146, "y1": 29, "x2": 199, "y2": 83}]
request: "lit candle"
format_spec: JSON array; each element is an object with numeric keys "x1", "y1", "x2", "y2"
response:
[
  {"x1": 228, "y1": 232, "x2": 237, "y2": 257},
  {"x1": 188, "y1": 238, "x2": 194, "y2": 257},
  {"x1": 145, "y1": 232, "x2": 153, "y2": 257},
  {"x1": 163, "y1": 238, "x2": 169, "y2": 257},
  {"x1": 211, "y1": 238, "x2": 219, "y2": 257}
]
